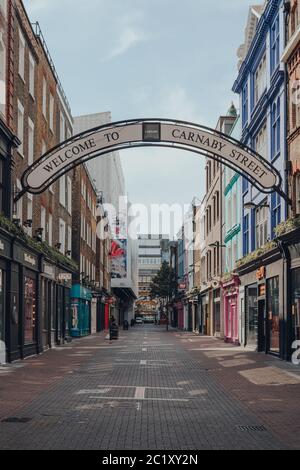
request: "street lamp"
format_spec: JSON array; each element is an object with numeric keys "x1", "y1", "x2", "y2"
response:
[
  {"x1": 209, "y1": 241, "x2": 226, "y2": 249},
  {"x1": 244, "y1": 201, "x2": 270, "y2": 211}
]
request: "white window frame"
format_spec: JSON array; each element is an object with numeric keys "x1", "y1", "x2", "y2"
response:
[
  {"x1": 59, "y1": 174, "x2": 66, "y2": 207},
  {"x1": 59, "y1": 218, "x2": 66, "y2": 254},
  {"x1": 49, "y1": 93, "x2": 54, "y2": 132},
  {"x1": 18, "y1": 29, "x2": 25, "y2": 81},
  {"x1": 67, "y1": 176, "x2": 72, "y2": 215},
  {"x1": 48, "y1": 213, "x2": 53, "y2": 247},
  {"x1": 29, "y1": 53, "x2": 35, "y2": 98},
  {"x1": 67, "y1": 226, "x2": 72, "y2": 253},
  {"x1": 42, "y1": 77, "x2": 47, "y2": 119},
  {"x1": 17, "y1": 100, "x2": 24, "y2": 157},
  {"x1": 254, "y1": 54, "x2": 267, "y2": 106},
  {"x1": 255, "y1": 203, "x2": 269, "y2": 249},
  {"x1": 28, "y1": 117, "x2": 34, "y2": 166},
  {"x1": 26, "y1": 193, "x2": 33, "y2": 237},
  {"x1": 40, "y1": 206, "x2": 46, "y2": 241}
]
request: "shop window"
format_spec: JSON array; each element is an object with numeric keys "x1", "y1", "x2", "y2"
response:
[
  {"x1": 292, "y1": 268, "x2": 300, "y2": 342},
  {"x1": 24, "y1": 276, "x2": 37, "y2": 345},
  {"x1": 0, "y1": 269, "x2": 5, "y2": 343},
  {"x1": 295, "y1": 173, "x2": 300, "y2": 215}
]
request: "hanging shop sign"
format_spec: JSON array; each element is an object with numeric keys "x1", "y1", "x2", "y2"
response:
[
  {"x1": 17, "y1": 119, "x2": 287, "y2": 203},
  {"x1": 58, "y1": 272, "x2": 72, "y2": 282}
]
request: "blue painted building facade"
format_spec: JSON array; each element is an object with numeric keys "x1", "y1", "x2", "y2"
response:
[{"x1": 232, "y1": 0, "x2": 288, "y2": 356}]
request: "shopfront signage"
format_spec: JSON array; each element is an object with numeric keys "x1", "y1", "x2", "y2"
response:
[
  {"x1": 58, "y1": 272, "x2": 72, "y2": 282},
  {"x1": 24, "y1": 253, "x2": 37, "y2": 268},
  {"x1": 43, "y1": 263, "x2": 56, "y2": 280},
  {"x1": 18, "y1": 119, "x2": 286, "y2": 202},
  {"x1": 256, "y1": 266, "x2": 266, "y2": 281}
]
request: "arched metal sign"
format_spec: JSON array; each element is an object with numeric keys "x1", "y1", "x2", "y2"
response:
[{"x1": 16, "y1": 118, "x2": 288, "y2": 203}]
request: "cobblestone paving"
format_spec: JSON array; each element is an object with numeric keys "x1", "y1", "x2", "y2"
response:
[{"x1": 0, "y1": 327, "x2": 299, "y2": 450}]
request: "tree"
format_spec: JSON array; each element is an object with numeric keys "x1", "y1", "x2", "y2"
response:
[{"x1": 150, "y1": 262, "x2": 177, "y2": 330}]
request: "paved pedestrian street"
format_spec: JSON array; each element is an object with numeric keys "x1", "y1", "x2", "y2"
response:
[{"x1": 0, "y1": 326, "x2": 300, "y2": 450}]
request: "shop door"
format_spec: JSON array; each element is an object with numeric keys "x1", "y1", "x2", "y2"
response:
[
  {"x1": 292, "y1": 269, "x2": 300, "y2": 343},
  {"x1": 267, "y1": 277, "x2": 280, "y2": 354},
  {"x1": 258, "y1": 299, "x2": 266, "y2": 353},
  {"x1": 230, "y1": 302, "x2": 236, "y2": 341},
  {"x1": 0, "y1": 269, "x2": 5, "y2": 363},
  {"x1": 246, "y1": 285, "x2": 258, "y2": 348}
]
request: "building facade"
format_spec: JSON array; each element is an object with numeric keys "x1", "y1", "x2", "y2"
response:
[
  {"x1": 201, "y1": 106, "x2": 237, "y2": 339},
  {"x1": 222, "y1": 114, "x2": 243, "y2": 344},
  {"x1": 136, "y1": 234, "x2": 169, "y2": 322},
  {"x1": 233, "y1": 0, "x2": 288, "y2": 358}
]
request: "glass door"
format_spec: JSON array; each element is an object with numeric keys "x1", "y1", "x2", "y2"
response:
[
  {"x1": 267, "y1": 276, "x2": 280, "y2": 354},
  {"x1": 246, "y1": 285, "x2": 258, "y2": 348}
]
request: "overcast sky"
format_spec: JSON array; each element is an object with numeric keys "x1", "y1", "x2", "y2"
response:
[{"x1": 24, "y1": 0, "x2": 253, "y2": 232}]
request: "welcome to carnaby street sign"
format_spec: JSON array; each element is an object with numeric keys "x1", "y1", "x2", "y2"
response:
[{"x1": 17, "y1": 119, "x2": 287, "y2": 203}]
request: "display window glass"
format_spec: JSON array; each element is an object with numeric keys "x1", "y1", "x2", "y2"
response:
[{"x1": 24, "y1": 276, "x2": 37, "y2": 344}]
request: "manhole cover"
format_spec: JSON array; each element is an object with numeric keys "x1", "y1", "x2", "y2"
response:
[
  {"x1": 2, "y1": 417, "x2": 32, "y2": 424},
  {"x1": 237, "y1": 425, "x2": 267, "y2": 433}
]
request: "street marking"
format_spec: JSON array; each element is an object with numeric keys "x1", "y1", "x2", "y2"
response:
[
  {"x1": 134, "y1": 387, "x2": 146, "y2": 400},
  {"x1": 89, "y1": 396, "x2": 189, "y2": 402},
  {"x1": 136, "y1": 403, "x2": 142, "y2": 411},
  {"x1": 140, "y1": 360, "x2": 147, "y2": 365},
  {"x1": 142, "y1": 348, "x2": 147, "y2": 352}
]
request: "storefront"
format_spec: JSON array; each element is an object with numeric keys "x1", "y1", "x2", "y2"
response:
[
  {"x1": 292, "y1": 268, "x2": 300, "y2": 344},
  {"x1": 213, "y1": 288, "x2": 221, "y2": 337},
  {"x1": 70, "y1": 285, "x2": 92, "y2": 337},
  {"x1": 222, "y1": 276, "x2": 240, "y2": 344},
  {"x1": 237, "y1": 247, "x2": 284, "y2": 356},
  {"x1": 175, "y1": 300, "x2": 184, "y2": 330},
  {"x1": 0, "y1": 230, "x2": 11, "y2": 363}
]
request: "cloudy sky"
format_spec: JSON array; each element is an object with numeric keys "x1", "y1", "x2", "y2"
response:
[{"x1": 24, "y1": 0, "x2": 253, "y2": 231}]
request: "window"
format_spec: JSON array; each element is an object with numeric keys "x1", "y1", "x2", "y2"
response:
[
  {"x1": 296, "y1": 173, "x2": 300, "y2": 216},
  {"x1": 271, "y1": 98, "x2": 280, "y2": 160},
  {"x1": 18, "y1": 29, "x2": 25, "y2": 80},
  {"x1": 59, "y1": 219, "x2": 66, "y2": 254},
  {"x1": 48, "y1": 213, "x2": 53, "y2": 246},
  {"x1": 59, "y1": 174, "x2": 66, "y2": 207},
  {"x1": 271, "y1": 16, "x2": 280, "y2": 75},
  {"x1": 242, "y1": 82, "x2": 248, "y2": 128},
  {"x1": 271, "y1": 192, "x2": 281, "y2": 236},
  {"x1": 254, "y1": 54, "x2": 267, "y2": 106},
  {"x1": 29, "y1": 53, "x2": 35, "y2": 98},
  {"x1": 60, "y1": 112, "x2": 65, "y2": 142},
  {"x1": 291, "y1": 81, "x2": 300, "y2": 129},
  {"x1": 67, "y1": 226, "x2": 72, "y2": 253},
  {"x1": 15, "y1": 180, "x2": 23, "y2": 224},
  {"x1": 0, "y1": 26, "x2": 6, "y2": 117},
  {"x1": 17, "y1": 100, "x2": 24, "y2": 156},
  {"x1": 255, "y1": 123, "x2": 267, "y2": 160},
  {"x1": 28, "y1": 118, "x2": 34, "y2": 165},
  {"x1": 49, "y1": 93, "x2": 54, "y2": 131},
  {"x1": 242, "y1": 177, "x2": 249, "y2": 194},
  {"x1": 26, "y1": 194, "x2": 33, "y2": 237},
  {"x1": 255, "y1": 202, "x2": 269, "y2": 249},
  {"x1": 0, "y1": 0, "x2": 7, "y2": 18},
  {"x1": 243, "y1": 214, "x2": 249, "y2": 256},
  {"x1": 42, "y1": 77, "x2": 47, "y2": 118},
  {"x1": 40, "y1": 206, "x2": 46, "y2": 241},
  {"x1": 232, "y1": 192, "x2": 237, "y2": 226},
  {"x1": 67, "y1": 176, "x2": 72, "y2": 215}
]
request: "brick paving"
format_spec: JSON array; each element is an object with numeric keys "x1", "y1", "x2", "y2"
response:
[{"x1": 0, "y1": 327, "x2": 299, "y2": 450}]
